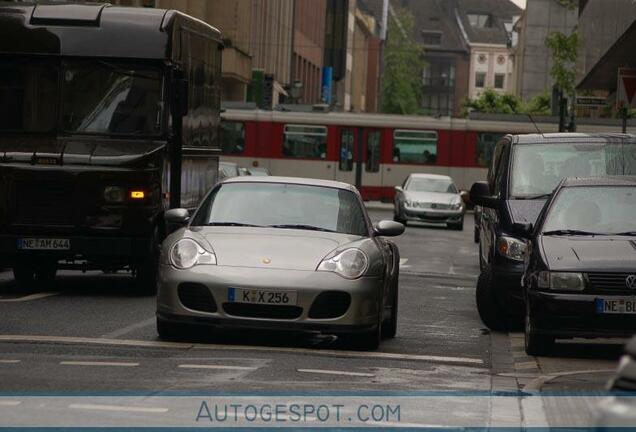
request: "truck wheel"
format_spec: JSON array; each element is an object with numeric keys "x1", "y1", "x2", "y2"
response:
[
  {"x1": 12, "y1": 264, "x2": 35, "y2": 292},
  {"x1": 135, "y1": 228, "x2": 160, "y2": 296},
  {"x1": 476, "y1": 269, "x2": 509, "y2": 331},
  {"x1": 524, "y1": 303, "x2": 554, "y2": 356}
]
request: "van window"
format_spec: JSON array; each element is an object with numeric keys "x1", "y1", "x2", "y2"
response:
[
  {"x1": 283, "y1": 125, "x2": 327, "y2": 159},
  {"x1": 510, "y1": 142, "x2": 636, "y2": 198},
  {"x1": 393, "y1": 130, "x2": 438, "y2": 164}
]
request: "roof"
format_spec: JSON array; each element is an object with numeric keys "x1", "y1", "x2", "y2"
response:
[
  {"x1": 560, "y1": 176, "x2": 636, "y2": 188},
  {"x1": 513, "y1": 133, "x2": 636, "y2": 145},
  {"x1": 0, "y1": 2, "x2": 221, "y2": 59},
  {"x1": 408, "y1": 173, "x2": 453, "y2": 180},
  {"x1": 400, "y1": 0, "x2": 469, "y2": 53},
  {"x1": 221, "y1": 176, "x2": 359, "y2": 193},
  {"x1": 456, "y1": 0, "x2": 521, "y2": 45}
]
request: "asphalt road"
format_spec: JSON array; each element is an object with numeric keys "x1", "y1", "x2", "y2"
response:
[{"x1": 0, "y1": 209, "x2": 630, "y2": 428}]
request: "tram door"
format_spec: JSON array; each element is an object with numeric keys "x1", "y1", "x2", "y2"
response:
[{"x1": 335, "y1": 128, "x2": 383, "y2": 197}]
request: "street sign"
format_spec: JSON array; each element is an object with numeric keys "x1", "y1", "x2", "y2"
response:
[
  {"x1": 617, "y1": 67, "x2": 636, "y2": 109},
  {"x1": 575, "y1": 96, "x2": 606, "y2": 107}
]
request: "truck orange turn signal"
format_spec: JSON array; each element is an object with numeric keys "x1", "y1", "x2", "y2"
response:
[{"x1": 130, "y1": 191, "x2": 145, "y2": 200}]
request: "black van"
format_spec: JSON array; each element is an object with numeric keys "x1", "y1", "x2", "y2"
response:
[{"x1": 470, "y1": 133, "x2": 636, "y2": 330}]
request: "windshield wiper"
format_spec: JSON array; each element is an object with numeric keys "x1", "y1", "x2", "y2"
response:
[
  {"x1": 610, "y1": 231, "x2": 636, "y2": 236},
  {"x1": 268, "y1": 224, "x2": 337, "y2": 233},
  {"x1": 206, "y1": 222, "x2": 264, "y2": 228},
  {"x1": 542, "y1": 229, "x2": 606, "y2": 236},
  {"x1": 513, "y1": 194, "x2": 552, "y2": 200},
  {"x1": 96, "y1": 60, "x2": 159, "y2": 81}
]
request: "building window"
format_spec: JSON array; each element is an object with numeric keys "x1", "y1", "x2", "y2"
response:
[
  {"x1": 283, "y1": 124, "x2": 327, "y2": 159},
  {"x1": 366, "y1": 131, "x2": 381, "y2": 172},
  {"x1": 475, "y1": 72, "x2": 486, "y2": 88},
  {"x1": 421, "y1": 31, "x2": 442, "y2": 46},
  {"x1": 393, "y1": 130, "x2": 438, "y2": 165},
  {"x1": 476, "y1": 133, "x2": 504, "y2": 167},
  {"x1": 220, "y1": 121, "x2": 245, "y2": 154},
  {"x1": 494, "y1": 74, "x2": 505, "y2": 89},
  {"x1": 468, "y1": 13, "x2": 491, "y2": 28},
  {"x1": 339, "y1": 129, "x2": 354, "y2": 171}
]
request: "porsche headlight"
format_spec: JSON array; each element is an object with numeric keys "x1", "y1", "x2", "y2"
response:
[
  {"x1": 496, "y1": 236, "x2": 527, "y2": 261},
  {"x1": 170, "y1": 238, "x2": 217, "y2": 270},
  {"x1": 317, "y1": 248, "x2": 369, "y2": 279},
  {"x1": 537, "y1": 271, "x2": 585, "y2": 291}
]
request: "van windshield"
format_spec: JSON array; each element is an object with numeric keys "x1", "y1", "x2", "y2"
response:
[{"x1": 509, "y1": 143, "x2": 636, "y2": 198}]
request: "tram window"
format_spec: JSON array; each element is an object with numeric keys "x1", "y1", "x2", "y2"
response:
[
  {"x1": 366, "y1": 131, "x2": 381, "y2": 172},
  {"x1": 283, "y1": 124, "x2": 327, "y2": 159},
  {"x1": 220, "y1": 121, "x2": 245, "y2": 154},
  {"x1": 393, "y1": 130, "x2": 438, "y2": 164},
  {"x1": 339, "y1": 129, "x2": 354, "y2": 171},
  {"x1": 476, "y1": 132, "x2": 504, "y2": 167}
]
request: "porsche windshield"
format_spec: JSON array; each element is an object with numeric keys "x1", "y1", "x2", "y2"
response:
[
  {"x1": 193, "y1": 183, "x2": 369, "y2": 236},
  {"x1": 510, "y1": 143, "x2": 636, "y2": 198}
]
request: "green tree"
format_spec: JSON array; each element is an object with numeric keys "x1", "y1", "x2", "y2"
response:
[
  {"x1": 380, "y1": 7, "x2": 426, "y2": 115},
  {"x1": 545, "y1": 29, "x2": 580, "y2": 98},
  {"x1": 462, "y1": 90, "x2": 523, "y2": 115},
  {"x1": 524, "y1": 91, "x2": 552, "y2": 115}
]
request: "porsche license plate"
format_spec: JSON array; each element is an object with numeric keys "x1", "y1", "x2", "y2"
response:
[
  {"x1": 228, "y1": 288, "x2": 297, "y2": 305},
  {"x1": 18, "y1": 238, "x2": 70, "y2": 251},
  {"x1": 595, "y1": 298, "x2": 636, "y2": 314}
]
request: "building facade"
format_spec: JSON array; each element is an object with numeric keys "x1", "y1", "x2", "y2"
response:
[{"x1": 514, "y1": 0, "x2": 578, "y2": 101}]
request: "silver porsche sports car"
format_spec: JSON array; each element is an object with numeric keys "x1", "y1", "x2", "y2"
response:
[
  {"x1": 394, "y1": 173, "x2": 465, "y2": 230},
  {"x1": 156, "y1": 177, "x2": 404, "y2": 349}
]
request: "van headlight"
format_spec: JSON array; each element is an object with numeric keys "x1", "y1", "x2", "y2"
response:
[
  {"x1": 496, "y1": 236, "x2": 527, "y2": 261},
  {"x1": 537, "y1": 272, "x2": 585, "y2": 291},
  {"x1": 170, "y1": 239, "x2": 217, "y2": 269},
  {"x1": 317, "y1": 248, "x2": 368, "y2": 279}
]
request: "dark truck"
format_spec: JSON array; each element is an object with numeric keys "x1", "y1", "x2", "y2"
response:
[{"x1": 0, "y1": 3, "x2": 222, "y2": 293}]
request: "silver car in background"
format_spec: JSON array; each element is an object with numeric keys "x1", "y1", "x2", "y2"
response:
[
  {"x1": 157, "y1": 177, "x2": 404, "y2": 350},
  {"x1": 394, "y1": 173, "x2": 466, "y2": 230}
]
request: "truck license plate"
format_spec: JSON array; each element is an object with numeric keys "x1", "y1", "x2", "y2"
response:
[{"x1": 18, "y1": 238, "x2": 70, "y2": 251}]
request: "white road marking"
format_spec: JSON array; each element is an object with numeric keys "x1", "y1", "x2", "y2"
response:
[
  {"x1": 60, "y1": 361, "x2": 139, "y2": 367},
  {"x1": 0, "y1": 401, "x2": 22, "y2": 407},
  {"x1": 178, "y1": 364, "x2": 257, "y2": 371},
  {"x1": 399, "y1": 258, "x2": 411, "y2": 269},
  {"x1": 0, "y1": 293, "x2": 59, "y2": 303},
  {"x1": 101, "y1": 317, "x2": 156, "y2": 339},
  {"x1": 68, "y1": 403, "x2": 168, "y2": 414},
  {"x1": 297, "y1": 368, "x2": 375, "y2": 377},
  {"x1": 0, "y1": 360, "x2": 20, "y2": 364},
  {"x1": 0, "y1": 335, "x2": 484, "y2": 365},
  {"x1": 448, "y1": 265, "x2": 457, "y2": 275}
]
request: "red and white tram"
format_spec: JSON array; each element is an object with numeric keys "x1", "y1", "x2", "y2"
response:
[{"x1": 219, "y1": 108, "x2": 621, "y2": 201}]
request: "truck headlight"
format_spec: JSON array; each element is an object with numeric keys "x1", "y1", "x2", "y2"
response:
[
  {"x1": 170, "y1": 239, "x2": 217, "y2": 270},
  {"x1": 496, "y1": 236, "x2": 527, "y2": 261},
  {"x1": 317, "y1": 248, "x2": 368, "y2": 279},
  {"x1": 104, "y1": 186, "x2": 126, "y2": 203},
  {"x1": 537, "y1": 272, "x2": 585, "y2": 291}
]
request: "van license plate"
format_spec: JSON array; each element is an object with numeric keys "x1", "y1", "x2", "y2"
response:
[
  {"x1": 18, "y1": 238, "x2": 70, "y2": 251},
  {"x1": 595, "y1": 298, "x2": 636, "y2": 314}
]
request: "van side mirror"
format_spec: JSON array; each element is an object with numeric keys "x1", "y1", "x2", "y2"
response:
[
  {"x1": 165, "y1": 208, "x2": 190, "y2": 226},
  {"x1": 470, "y1": 182, "x2": 498, "y2": 209},
  {"x1": 171, "y1": 78, "x2": 189, "y2": 117},
  {"x1": 394, "y1": 186, "x2": 403, "y2": 193},
  {"x1": 512, "y1": 222, "x2": 533, "y2": 238}
]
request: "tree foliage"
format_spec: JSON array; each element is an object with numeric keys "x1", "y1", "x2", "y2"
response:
[
  {"x1": 462, "y1": 90, "x2": 552, "y2": 116},
  {"x1": 380, "y1": 7, "x2": 426, "y2": 115},
  {"x1": 545, "y1": 29, "x2": 580, "y2": 97}
]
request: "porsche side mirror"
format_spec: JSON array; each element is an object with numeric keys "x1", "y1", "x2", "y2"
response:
[
  {"x1": 374, "y1": 220, "x2": 405, "y2": 237},
  {"x1": 470, "y1": 181, "x2": 498, "y2": 209},
  {"x1": 165, "y1": 208, "x2": 190, "y2": 225},
  {"x1": 512, "y1": 222, "x2": 533, "y2": 238}
]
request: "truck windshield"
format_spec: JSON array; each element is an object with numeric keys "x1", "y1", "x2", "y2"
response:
[
  {"x1": 0, "y1": 58, "x2": 58, "y2": 133},
  {"x1": 510, "y1": 143, "x2": 636, "y2": 198},
  {"x1": 61, "y1": 60, "x2": 164, "y2": 136}
]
